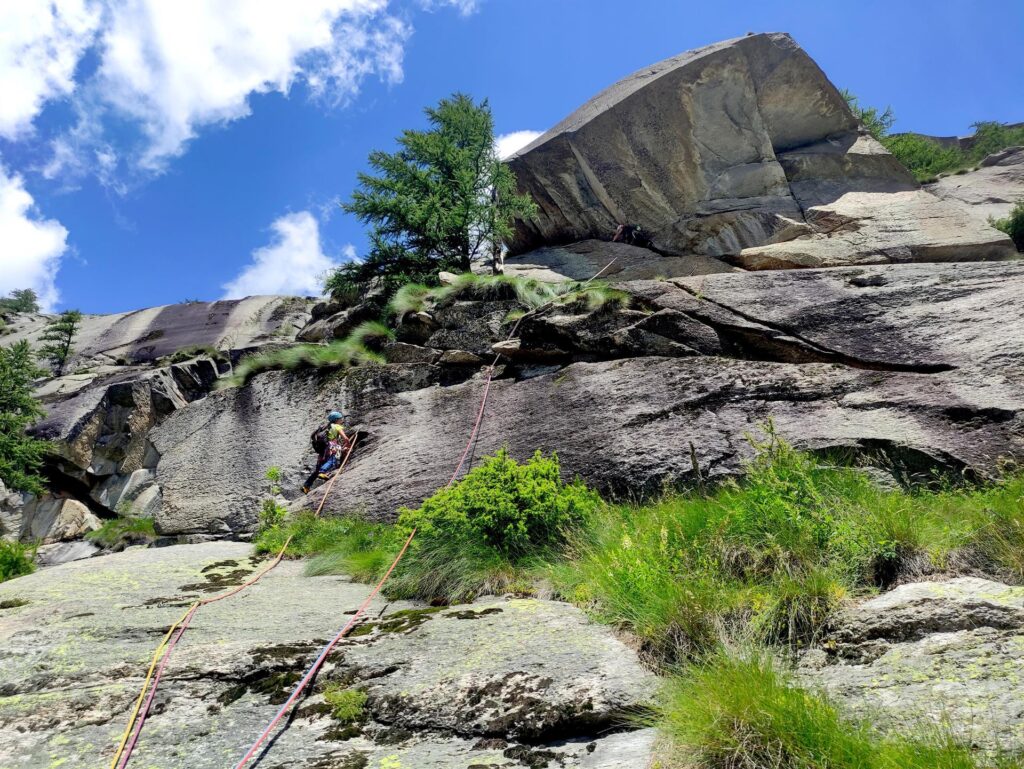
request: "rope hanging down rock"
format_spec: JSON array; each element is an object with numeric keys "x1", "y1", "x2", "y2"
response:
[{"x1": 110, "y1": 260, "x2": 615, "y2": 768}]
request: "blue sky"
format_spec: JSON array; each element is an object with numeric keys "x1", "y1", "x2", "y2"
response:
[{"x1": 1, "y1": 0, "x2": 1022, "y2": 314}]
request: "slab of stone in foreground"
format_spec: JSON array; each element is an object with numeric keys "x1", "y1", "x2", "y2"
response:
[
  {"x1": 338, "y1": 597, "x2": 657, "y2": 740},
  {"x1": 801, "y1": 578, "x2": 1024, "y2": 753},
  {"x1": 0, "y1": 543, "x2": 655, "y2": 768}
]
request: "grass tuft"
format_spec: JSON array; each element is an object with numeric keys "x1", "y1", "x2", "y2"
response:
[
  {"x1": 219, "y1": 336, "x2": 385, "y2": 389},
  {"x1": 86, "y1": 517, "x2": 157, "y2": 550},
  {"x1": 656, "y1": 652, "x2": 1009, "y2": 769},
  {"x1": 0, "y1": 540, "x2": 36, "y2": 583}
]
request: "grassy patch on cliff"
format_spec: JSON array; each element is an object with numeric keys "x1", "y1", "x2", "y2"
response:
[
  {"x1": 86, "y1": 516, "x2": 157, "y2": 550},
  {"x1": 554, "y1": 430, "x2": 1024, "y2": 661},
  {"x1": 881, "y1": 122, "x2": 1024, "y2": 183},
  {"x1": 656, "y1": 653, "x2": 1022, "y2": 769},
  {"x1": 219, "y1": 320, "x2": 393, "y2": 388},
  {"x1": 386, "y1": 272, "x2": 628, "y2": 321}
]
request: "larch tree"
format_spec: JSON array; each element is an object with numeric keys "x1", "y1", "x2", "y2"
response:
[
  {"x1": 37, "y1": 310, "x2": 82, "y2": 376},
  {"x1": 325, "y1": 93, "x2": 536, "y2": 297}
]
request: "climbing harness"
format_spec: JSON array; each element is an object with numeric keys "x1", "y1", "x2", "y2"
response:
[{"x1": 109, "y1": 260, "x2": 616, "y2": 768}]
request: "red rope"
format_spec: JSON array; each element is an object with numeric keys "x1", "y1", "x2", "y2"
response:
[
  {"x1": 231, "y1": 527, "x2": 417, "y2": 768},
  {"x1": 233, "y1": 364, "x2": 498, "y2": 767},
  {"x1": 113, "y1": 439, "x2": 358, "y2": 768}
]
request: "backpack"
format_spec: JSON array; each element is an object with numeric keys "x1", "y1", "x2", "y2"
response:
[{"x1": 310, "y1": 424, "x2": 330, "y2": 456}]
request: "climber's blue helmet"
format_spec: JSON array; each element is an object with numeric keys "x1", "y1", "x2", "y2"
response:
[{"x1": 328, "y1": 411, "x2": 344, "y2": 423}]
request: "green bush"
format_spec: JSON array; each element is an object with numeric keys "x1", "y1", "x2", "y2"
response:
[
  {"x1": 0, "y1": 540, "x2": 36, "y2": 583},
  {"x1": 881, "y1": 133, "x2": 966, "y2": 182},
  {"x1": 991, "y1": 199, "x2": 1024, "y2": 251},
  {"x1": 656, "y1": 652, "x2": 1010, "y2": 769},
  {"x1": 841, "y1": 89, "x2": 894, "y2": 140},
  {"x1": 397, "y1": 449, "x2": 599, "y2": 559},
  {"x1": 322, "y1": 683, "x2": 367, "y2": 723}
]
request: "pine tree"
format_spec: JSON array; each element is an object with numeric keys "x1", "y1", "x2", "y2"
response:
[
  {"x1": 0, "y1": 341, "x2": 46, "y2": 495},
  {"x1": 37, "y1": 310, "x2": 82, "y2": 376},
  {"x1": 0, "y1": 289, "x2": 40, "y2": 314},
  {"x1": 326, "y1": 93, "x2": 537, "y2": 296}
]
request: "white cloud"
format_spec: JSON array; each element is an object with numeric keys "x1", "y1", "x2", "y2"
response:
[
  {"x1": 0, "y1": 0, "x2": 102, "y2": 139},
  {"x1": 94, "y1": 0, "x2": 409, "y2": 171},
  {"x1": 0, "y1": 163, "x2": 69, "y2": 311},
  {"x1": 418, "y1": 0, "x2": 480, "y2": 15},
  {"x1": 222, "y1": 211, "x2": 350, "y2": 298},
  {"x1": 2, "y1": 1, "x2": 427, "y2": 179},
  {"x1": 496, "y1": 129, "x2": 543, "y2": 160}
]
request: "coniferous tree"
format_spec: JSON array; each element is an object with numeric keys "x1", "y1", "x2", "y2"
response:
[
  {"x1": 0, "y1": 289, "x2": 40, "y2": 314},
  {"x1": 325, "y1": 93, "x2": 536, "y2": 297},
  {"x1": 0, "y1": 341, "x2": 46, "y2": 495},
  {"x1": 37, "y1": 310, "x2": 82, "y2": 376}
]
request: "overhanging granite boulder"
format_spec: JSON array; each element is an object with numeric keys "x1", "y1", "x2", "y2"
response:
[{"x1": 507, "y1": 33, "x2": 1015, "y2": 267}]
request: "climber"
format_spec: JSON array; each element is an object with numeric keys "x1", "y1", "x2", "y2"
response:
[
  {"x1": 302, "y1": 410, "x2": 351, "y2": 494},
  {"x1": 612, "y1": 223, "x2": 654, "y2": 249}
]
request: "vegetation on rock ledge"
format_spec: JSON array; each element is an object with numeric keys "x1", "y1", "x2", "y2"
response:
[{"x1": 843, "y1": 90, "x2": 1024, "y2": 183}]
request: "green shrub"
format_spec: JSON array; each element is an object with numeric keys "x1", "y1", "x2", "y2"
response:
[
  {"x1": 881, "y1": 133, "x2": 966, "y2": 182},
  {"x1": 656, "y1": 653, "x2": 1007, "y2": 769},
  {"x1": 397, "y1": 449, "x2": 599, "y2": 558},
  {"x1": 841, "y1": 89, "x2": 894, "y2": 140},
  {"x1": 0, "y1": 540, "x2": 36, "y2": 583},
  {"x1": 969, "y1": 121, "x2": 1024, "y2": 161},
  {"x1": 322, "y1": 683, "x2": 367, "y2": 723},
  {"x1": 86, "y1": 517, "x2": 157, "y2": 550},
  {"x1": 991, "y1": 199, "x2": 1024, "y2": 251}
]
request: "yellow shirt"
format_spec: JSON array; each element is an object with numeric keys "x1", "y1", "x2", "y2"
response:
[{"x1": 328, "y1": 423, "x2": 347, "y2": 443}]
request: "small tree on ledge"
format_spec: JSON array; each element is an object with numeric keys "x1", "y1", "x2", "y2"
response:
[
  {"x1": 38, "y1": 309, "x2": 82, "y2": 376},
  {"x1": 325, "y1": 93, "x2": 536, "y2": 298}
]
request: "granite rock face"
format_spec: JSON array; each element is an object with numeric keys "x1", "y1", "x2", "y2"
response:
[
  {"x1": 2, "y1": 295, "x2": 312, "y2": 369},
  {"x1": 146, "y1": 261, "x2": 1024, "y2": 534},
  {"x1": 926, "y1": 146, "x2": 1024, "y2": 227},
  {"x1": 507, "y1": 33, "x2": 1015, "y2": 267},
  {"x1": 0, "y1": 543, "x2": 655, "y2": 769},
  {"x1": 802, "y1": 578, "x2": 1024, "y2": 752},
  {"x1": 504, "y1": 239, "x2": 736, "y2": 282}
]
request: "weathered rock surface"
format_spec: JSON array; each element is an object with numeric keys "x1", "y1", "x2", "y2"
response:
[
  {"x1": 0, "y1": 543, "x2": 655, "y2": 768},
  {"x1": 926, "y1": 146, "x2": 1024, "y2": 226},
  {"x1": 507, "y1": 33, "x2": 1014, "y2": 267},
  {"x1": 802, "y1": 578, "x2": 1024, "y2": 752},
  {"x1": 505, "y1": 239, "x2": 736, "y2": 282},
  {"x1": 3, "y1": 295, "x2": 312, "y2": 370},
  {"x1": 150, "y1": 261, "x2": 1024, "y2": 534}
]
